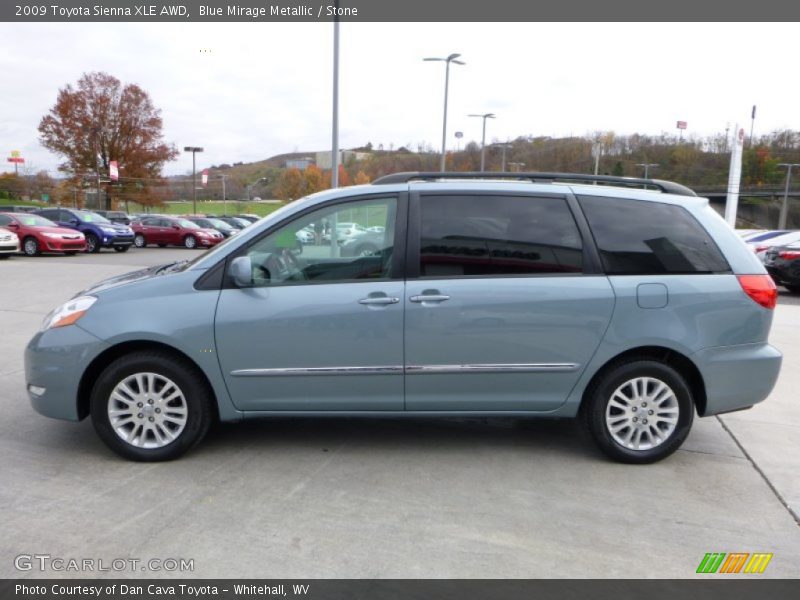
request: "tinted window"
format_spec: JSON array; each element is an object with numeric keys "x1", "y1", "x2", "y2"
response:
[
  {"x1": 578, "y1": 195, "x2": 730, "y2": 274},
  {"x1": 38, "y1": 209, "x2": 60, "y2": 221},
  {"x1": 239, "y1": 197, "x2": 397, "y2": 287},
  {"x1": 418, "y1": 195, "x2": 583, "y2": 277},
  {"x1": 0, "y1": 215, "x2": 11, "y2": 226}
]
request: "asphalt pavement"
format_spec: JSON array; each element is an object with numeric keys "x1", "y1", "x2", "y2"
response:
[{"x1": 0, "y1": 248, "x2": 798, "y2": 578}]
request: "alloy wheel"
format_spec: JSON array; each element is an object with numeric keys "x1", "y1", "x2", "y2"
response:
[{"x1": 604, "y1": 376, "x2": 679, "y2": 451}]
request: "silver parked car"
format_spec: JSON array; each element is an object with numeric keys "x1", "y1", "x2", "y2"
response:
[
  {"x1": 25, "y1": 172, "x2": 782, "y2": 462},
  {"x1": 0, "y1": 227, "x2": 20, "y2": 258}
]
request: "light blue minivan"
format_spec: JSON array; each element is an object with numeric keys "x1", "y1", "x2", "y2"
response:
[{"x1": 25, "y1": 173, "x2": 782, "y2": 462}]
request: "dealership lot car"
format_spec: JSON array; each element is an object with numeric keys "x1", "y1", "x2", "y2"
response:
[
  {"x1": 0, "y1": 226, "x2": 20, "y2": 258},
  {"x1": 764, "y1": 243, "x2": 800, "y2": 293},
  {"x1": 0, "y1": 212, "x2": 86, "y2": 255},
  {"x1": 34, "y1": 207, "x2": 134, "y2": 253},
  {"x1": 24, "y1": 172, "x2": 782, "y2": 463},
  {"x1": 132, "y1": 216, "x2": 224, "y2": 248}
]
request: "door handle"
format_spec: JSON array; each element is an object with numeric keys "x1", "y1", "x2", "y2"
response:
[
  {"x1": 409, "y1": 294, "x2": 451, "y2": 303},
  {"x1": 358, "y1": 296, "x2": 400, "y2": 306}
]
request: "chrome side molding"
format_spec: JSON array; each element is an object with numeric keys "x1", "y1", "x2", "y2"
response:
[{"x1": 231, "y1": 363, "x2": 580, "y2": 377}]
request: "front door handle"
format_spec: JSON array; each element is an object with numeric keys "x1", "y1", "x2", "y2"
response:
[
  {"x1": 358, "y1": 295, "x2": 400, "y2": 306},
  {"x1": 409, "y1": 294, "x2": 451, "y2": 303}
]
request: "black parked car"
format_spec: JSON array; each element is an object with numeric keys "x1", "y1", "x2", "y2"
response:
[
  {"x1": 764, "y1": 244, "x2": 800, "y2": 293},
  {"x1": 217, "y1": 216, "x2": 252, "y2": 230},
  {"x1": 185, "y1": 216, "x2": 239, "y2": 238}
]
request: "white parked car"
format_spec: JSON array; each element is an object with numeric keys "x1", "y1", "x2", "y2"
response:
[
  {"x1": 747, "y1": 230, "x2": 800, "y2": 261},
  {"x1": 322, "y1": 222, "x2": 367, "y2": 243},
  {"x1": 0, "y1": 227, "x2": 20, "y2": 258}
]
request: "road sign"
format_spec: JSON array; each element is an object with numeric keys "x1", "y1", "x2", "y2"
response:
[
  {"x1": 201, "y1": 169, "x2": 209, "y2": 187},
  {"x1": 676, "y1": 121, "x2": 688, "y2": 130}
]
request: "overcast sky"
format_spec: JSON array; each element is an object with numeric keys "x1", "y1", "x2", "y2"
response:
[{"x1": 1, "y1": 22, "x2": 798, "y2": 176}]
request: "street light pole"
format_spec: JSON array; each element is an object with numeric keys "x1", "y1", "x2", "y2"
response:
[
  {"x1": 424, "y1": 53, "x2": 465, "y2": 172},
  {"x1": 469, "y1": 113, "x2": 496, "y2": 171},
  {"x1": 777, "y1": 163, "x2": 800, "y2": 229},
  {"x1": 494, "y1": 143, "x2": 512, "y2": 172},
  {"x1": 219, "y1": 174, "x2": 227, "y2": 216},
  {"x1": 636, "y1": 163, "x2": 659, "y2": 179},
  {"x1": 183, "y1": 146, "x2": 204, "y2": 215}
]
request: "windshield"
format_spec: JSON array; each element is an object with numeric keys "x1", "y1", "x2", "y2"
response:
[
  {"x1": 208, "y1": 218, "x2": 231, "y2": 229},
  {"x1": 77, "y1": 211, "x2": 111, "y2": 224},
  {"x1": 18, "y1": 215, "x2": 56, "y2": 227},
  {"x1": 178, "y1": 219, "x2": 200, "y2": 229}
]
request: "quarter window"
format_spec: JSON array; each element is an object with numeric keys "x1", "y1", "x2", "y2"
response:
[
  {"x1": 238, "y1": 196, "x2": 397, "y2": 287},
  {"x1": 578, "y1": 195, "x2": 730, "y2": 274},
  {"x1": 418, "y1": 195, "x2": 583, "y2": 277}
]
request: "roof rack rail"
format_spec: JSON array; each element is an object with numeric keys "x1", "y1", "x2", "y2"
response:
[{"x1": 371, "y1": 171, "x2": 697, "y2": 197}]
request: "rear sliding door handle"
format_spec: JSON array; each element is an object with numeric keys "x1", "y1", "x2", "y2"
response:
[{"x1": 409, "y1": 294, "x2": 451, "y2": 303}]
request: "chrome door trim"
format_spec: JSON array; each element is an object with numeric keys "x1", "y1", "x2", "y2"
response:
[
  {"x1": 405, "y1": 363, "x2": 580, "y2": 374},
  {"x1": 231, "y1": 363, "x2": 580, "y2": 377},
  {"x1": 231, "y1": 366, "x2": 404, "y2": 377}
]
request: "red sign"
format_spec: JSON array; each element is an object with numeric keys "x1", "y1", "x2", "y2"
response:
[
  {"x1": 6, "y1": 157, "x2": 24, "y2": 164},
  {"x1": 109, "y1": 160, "x2": 119, "y2": 181},
  {"x1": 201, "y1": 169, "x2": 209, "y2": 188},
  {"x1": 676, "y1": 121, "x2": 688, "y2": 130}
]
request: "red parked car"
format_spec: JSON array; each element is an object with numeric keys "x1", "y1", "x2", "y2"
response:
[
  {"x1": 0, "y1": 212, "x2": 87, "y2": 256},
  {"x1": 131, "y1": 216, "x2": 224, "y2": 249}
]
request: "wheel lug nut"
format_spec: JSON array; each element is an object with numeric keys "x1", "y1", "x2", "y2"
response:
[
  {"x1": 632, "y1": 407, "x2": 637, "y2": 412},
  {"x1": 155, "y1": 408, "x2": 161, "y2": 414},
  {"x1": 643, "y1": 419, "x2": 648, "y2": 424},
  {"x1": 148, "y1": 399, "x2": 154, "y2": 405},
  {"x1": 149, "y1": 417, "x2": 154, "y2": 422},
  {"x1": 648, "y1": 410, "x2": 654, "y2": 415},
  {"x1": 137, "y1": 413, "x2": 143, "y2": 419},
  {"x1": 641, "y1": 403, "x2": 647, "y2": 408},
  {"x1": 137, "y1": 402, "x2": 143, "y2": 408},
  {"x1": 633, "y1": 417, "x2": 638, "y2": 422}
]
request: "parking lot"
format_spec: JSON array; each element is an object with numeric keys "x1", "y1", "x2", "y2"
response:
[{"x1": 1, "y1": 248, "x2": 799, "y2": 578}]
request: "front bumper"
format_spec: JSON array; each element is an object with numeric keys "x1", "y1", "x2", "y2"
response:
[
  {"x1": 45, "y1": 239, "x2": 86, "y2": 252},
  {"x1": 691, "y1": 343, "x2": 782, "y2": 416},
  {"x1": 102, "y1": 234, "x2": 134, "y2": 247},
  {"x1": 24, "y1": 325, "x2": 109, "y2": 421}
]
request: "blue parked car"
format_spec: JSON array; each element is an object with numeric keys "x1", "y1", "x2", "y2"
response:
[
  {"x1": 34, "y1": 208, "x2": 135, "y2": 253},
  {"x1": 25, "y1": 172, "x2": 782, "y2": 462}
]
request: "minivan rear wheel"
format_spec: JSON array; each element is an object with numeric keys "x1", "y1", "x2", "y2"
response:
[
  {"x1": 581, "y1": 360, "x2": 694, "y2": 464},
  {"x1": 90, "y1": 351, "x2": 213, "y2": 461}
]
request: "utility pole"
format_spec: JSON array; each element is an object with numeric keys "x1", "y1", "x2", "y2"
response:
[
  {"x1": 468, "y1": 113, "x2": 496, "y2": 171},
  {"x1": 749, "y1": 105, "x2": 757, "y2": 147},
  {"x1": 93, "y1": 127, "x2": 102, "y2": 210},
  {"x1": 593, "y1": 142, "x2": 603, "y2": 175},
  {"x1": 494, "y1": 143, "x2": 512, "y2": 172},
  {"x1": 636, "y1": 163, "x2": 659, "y2": 179},
  {"x1": 183, "y1": 146, "x2": 204, "y2": 215},
  {"x1": 220, "y1": 174, "x2": 227, "y2": 216},
  {"x1": 777, "y1": 163, "x2": 799, "y2": 229}
]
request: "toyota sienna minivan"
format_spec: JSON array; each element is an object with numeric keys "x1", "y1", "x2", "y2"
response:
[{"x1": 25, "y1": 172, "x2": 782, "y2": 463}]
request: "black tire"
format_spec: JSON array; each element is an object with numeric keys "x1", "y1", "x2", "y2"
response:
[
  {"x1": 113, "y1": 246, "x2": 130, "y2": 253},
  {"x1": 184, "y1": 235, "x2": 197, "y2": 249},
  {"x1": 90, "y1": 351, "x2": 213, "y2": 461},
  {"x1": 580, "y1": 360, "x2": 694, "y2": 464},
  {"x1": 134, "y1": 234, "x2": 146, "y2": 248},
  {"x1": 85, "y1": 233, "x2": 101, "y2": 253},
  {"x1": 64, "y1": 251, "x2": 78, "y2": 256},
  {"x1": 23, "y1": 236, "x2": 40, "y2": 256},
  {"x1": 0, "y1": 255, "x2": 9, "y2": 260},
  {"x1": 784, "y1": 284, "x2": 800, "y2": 294},
  {"x1": 158, "y1": 243, "x2": 167, "y2": 248}
]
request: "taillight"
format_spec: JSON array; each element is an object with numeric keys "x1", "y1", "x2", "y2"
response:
[
  {"x1": 778, "y1": 250, "x2": 800, "y2": 260},
  {"x1": 737, "y1": 275, "x2": 778, "y2": 310},
  {"x1": 755, "y1": 245, "x2": 768, "y2": 253}
]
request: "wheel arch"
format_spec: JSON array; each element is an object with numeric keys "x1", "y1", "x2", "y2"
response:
[
  {"x1": 77, "y1": 340, "x2": 219, "y2": 421},
  {"x1": 579, "y1": 346, "x2": 708, "y2": 416}
]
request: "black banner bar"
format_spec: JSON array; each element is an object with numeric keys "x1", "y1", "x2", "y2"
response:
[
  {"x1": 4, "y1": 0, "x2": 800, "y2": 22},
  {"x1": 1, "y1": 580, "x2": 799, "y2": 600}
]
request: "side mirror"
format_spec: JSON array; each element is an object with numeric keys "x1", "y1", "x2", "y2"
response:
[
  {"x1": 173, "y1": 225, "x2": 181, "y2": 230},
  {"x1": 6, "y1": 222, "x2": 19, "y2": 229},
  {"x1": 229, "y1": 256, "x2": 253, "y2": 288},
  {"x1": 69, "y1": 219, "x2": 79, "y2": 226}
]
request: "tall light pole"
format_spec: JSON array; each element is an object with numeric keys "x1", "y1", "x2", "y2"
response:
[
  {"x1": 184, "y1": 146, "x2": 203, "y2": 215},
  {"x1": 777, "y1": 163, "x2": 800, "y2": 229},
  {"x1": 219, "y1": 174, "x2": 227, "y2": 216},
  {"x1": 424, "y1": 53, "x2": 465, "y2": 172},
  {"x1": 636, "y1": 163, "x2": 659, "y2": 179},
  {"x1": 469, "y1": 113, "x2": 495, "y2": 171},
  {"x1": 494, "y1": 143, "x2": 512, "y2": 172}
]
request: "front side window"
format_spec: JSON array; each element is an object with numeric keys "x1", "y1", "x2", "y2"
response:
[
  {"x1": 418, "y1": 194, "x2": 583, "y2": 277},
  {"x1": 238, "y1": 196, "x2": 397, "y2": 287},
  {"x1": 578, "y1": 195, "x2": 730, "y2": 274}
]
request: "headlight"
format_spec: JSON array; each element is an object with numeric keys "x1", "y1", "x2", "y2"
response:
[
  {"x1": 41, "y1": 296, "x2": 97, "y2": 331},
  {"x1": 101, "y1": 227, "x2": 117, "y2": 234},
  {"x1": 43, "y1": 233, "x2": 63, "y2": 239}
]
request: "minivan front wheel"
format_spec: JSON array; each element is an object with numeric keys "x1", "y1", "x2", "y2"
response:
[
  {"x1": 581, "y1": 360, "x2": 694, "y2": 464},
  {"x1": 90, "y1": 351, "x2": 213, "y2": 461}
]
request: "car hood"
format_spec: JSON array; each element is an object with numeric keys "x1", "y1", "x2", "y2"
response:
[
  {"x1": 35, "y1": 226, "x2": 85, "y2": 236},
  {"x1": 77, "y1": 261, "x2": 189, "y2": 296}
]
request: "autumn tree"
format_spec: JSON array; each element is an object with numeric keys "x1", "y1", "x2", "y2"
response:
[
  {"x1": 304, "y1": 165, "x2": 326, "y2": 194},
  {"x1": 354, "y1": 171, "x2": 370, "y2": 185},
  {"x1": 274, "y1": 168, "x2": 306, "y2": 201},
  {"x1": 38, "y1": 71, "x2": 177, "y2": 209}
]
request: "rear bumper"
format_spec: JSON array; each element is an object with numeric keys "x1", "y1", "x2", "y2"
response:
[
  {"x1": 766, "y1": 264, "x2": 800, "y2": 286},
  {"x1": 692, "y1": 343, "x2": 782, "y2": 416}
]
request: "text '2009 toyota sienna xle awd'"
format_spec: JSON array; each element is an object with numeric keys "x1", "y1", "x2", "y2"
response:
[{"x1": 25, "y1": 172, "x2": 782, "y2": 463}]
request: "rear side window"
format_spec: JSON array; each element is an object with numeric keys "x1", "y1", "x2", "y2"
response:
[
  {"x1": 578, "y1": 195, "x2": 730, "y2": 274},
  {"x1": 419, "y1": 195, "x2": 583, "y2": 277}
]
